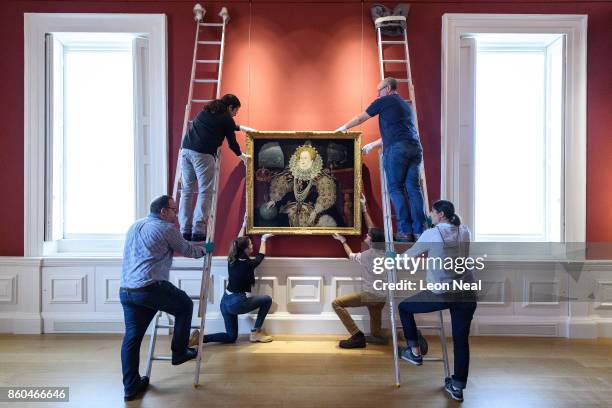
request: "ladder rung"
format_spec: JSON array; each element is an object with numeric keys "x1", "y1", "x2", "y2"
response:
[
  {"x1": 196, "y1": 60, "x2": 220, "y2": 64},
  {"x1": 152, "y1": 356, "x2": 172, "y2": 361},
  {"x1": 423, "y1": 357, "x2": 445, "y2": 362},
  {"x1": 417, "y1": 326, "x2": 442, "y2": 330},
  {"x1": 198, "y1": 41, "x2": 222, "y2": 45},
  {"x1": 381, "y1": 41, "x2": 405, "y2": 45},
  {"x1": 397, "y1": 79, "x2": 410, "y2": 83},
  {"x1": 382, "y1": 59, "x2": 408, "y2": 63},
  {"x1": 202, "y1": 23, "x2": 223, "y2": 27},
  {"x1": 192, "y1": 99, "x2": 212, "y2": 103},
  {"x1": 194, "y1": 79, "x2": 219, "y2": 83},
  {"x1": 155, "y1": 324, "x2": 200, "y2": 329}
]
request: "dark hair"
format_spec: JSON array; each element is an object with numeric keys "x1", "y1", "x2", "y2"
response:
[
  {"x1": 221, "y1": 93, "x2": 241, "y2": 109},
  {"x1": 367, "y1": 228, "x2": 385, "y2": 243},
  {"x1": 432, "y1": 200, "x2": 461, "y2": 226},
  {"x1": 203, "y1": 99, "x2": 228, "y2": 114},
  {"x1": 383, "y1": 77, "x2": 398, "y2": 91},
  {"x1": 203, "y1": 94, "x2": 241, "y2": 114},
  {"x1": 228, "y1": 236, "x2": 251, "y2": 265},
  {"x1": 150, "y1": 195, "x2": 173, "y2": 214}
]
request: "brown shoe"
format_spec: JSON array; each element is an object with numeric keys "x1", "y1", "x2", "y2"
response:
[
  {"x1": 339, "y1": 332, "x2": 366, "y2": 349},
  {"x1": 188, "y1": 329, "x2": 200, "y2": 347}
]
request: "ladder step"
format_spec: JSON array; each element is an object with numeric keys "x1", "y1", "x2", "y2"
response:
[
  {"x1": 202, "y1": 23, "x2": 223, "y2": 27},
  {"x1": 198, "y1": 41, "x2": 222, "y2": 45},
  {"x1": 196, "y1": 60, "x2": 220, "y2": 64},
  {"x1": 152, "y1": 355, "x2": 172, "y2": 361},
  {"x1": 382, "y1": 59, "x2": 408, "y2": 63},
  {"x1": 192, "y1": 99, "x2": 212, "y2": 103},
  {"x1": 155, "y1": 324, "x2": 200, "y2": 329},
  {"x1": 381, "y1": 41, "x2": 405, "y2": 45},
  {"x1": 423, "y1": 357, "x2": 445, "y2": 362},
  {"x1": 194, "y1": 79, "x2": 219, "y2": 83}
]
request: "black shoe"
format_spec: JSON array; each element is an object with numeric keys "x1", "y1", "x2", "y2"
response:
[
  {"x1": 417, "y1": 329, "x2": 429, "y2": 356},
  {"x1": 339, "y1": 332, "x2": 366, "y2": 349},
  {"x1": 171, "y1": 347, "x2": 198, "y2": 365},
  {"x1": 124, "y1": 376, "x2": 149, "y2": 401},
  {"x1": 444, "y1": 377, "x2": 464, "y2": 402},
  {"x1": 182, "y1": 232, "x2": 192, "y2": 241},
  {"x1": 191, "y1": 233, "x2": 206, "y2": 242},
  {"x1": 365, "y1": 334, "x2": 388, "y2": 345},
  {"x1": 399, "y1": 346, "x2": 423, "y2": 365}
]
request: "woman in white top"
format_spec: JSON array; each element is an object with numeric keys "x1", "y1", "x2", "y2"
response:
[{"x1": 397, "y1": 200, "x2": 477, "y2": 402}]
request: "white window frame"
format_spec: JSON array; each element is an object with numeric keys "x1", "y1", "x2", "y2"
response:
[
  {"x1": 24, "y1": 13, "x2": 168, "y2": 256},
  {"x1": 441, "y1": 14, "x2": 587, "y2": 243}
]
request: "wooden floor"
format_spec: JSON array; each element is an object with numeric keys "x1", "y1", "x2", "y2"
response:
[{"x1": 1, "y1": 334, "x2": 612, "y2": 408}]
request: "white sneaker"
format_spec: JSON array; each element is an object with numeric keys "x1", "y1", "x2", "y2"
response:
[{"x1": 250, "y1": 330, "x2": 273, "y2": 343}]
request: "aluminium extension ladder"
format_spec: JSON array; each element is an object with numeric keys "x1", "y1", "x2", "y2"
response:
[
  {"x1": 144, "y1": 3, "x2": 229, "y2": 387},
  {"x1": 374, "y1": 15, "x2": 450, "y2": 387}
]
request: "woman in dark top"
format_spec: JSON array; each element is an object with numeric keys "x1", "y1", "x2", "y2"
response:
[
  {"x1": 178, "y1": 94, "x2": 254, "y2": 242},
  {"x1": 203, "y1": 217, "x2": 274, "y2": 344}
]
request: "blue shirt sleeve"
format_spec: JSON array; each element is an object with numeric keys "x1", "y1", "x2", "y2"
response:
[
  {"x1": 366, "y1": 97, "x2": 384, "y2": 117},
  {"x1": 164, "y1": 224, "x2": 206, "y2": 259}
]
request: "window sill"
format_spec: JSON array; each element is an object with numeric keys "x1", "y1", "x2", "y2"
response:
[{"x1": 43, "y1": 239, "x2": 124, "y2": 257}]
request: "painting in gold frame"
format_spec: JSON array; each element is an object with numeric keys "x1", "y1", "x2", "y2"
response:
[{"x1": 245, "y1": 131, "x2": 362, "y2": 235}]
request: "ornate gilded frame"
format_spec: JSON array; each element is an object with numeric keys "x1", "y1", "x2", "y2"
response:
[{"x1": 245, "y1": 131, "x2": 362, "y2": 235}]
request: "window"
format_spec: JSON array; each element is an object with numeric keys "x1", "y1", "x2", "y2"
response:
[
  {"x1": 50, "y1": 34, "x2": 136, "y2": 242},
  {"x1": 441, "y1": 14, "x2": 587, "y2": 246},
  {"x1": 473, "y1": 34, "x2": 564, "y2": 242},
  {"x1": 25, "y1": 14, "x2": 167, "y2": 256}
]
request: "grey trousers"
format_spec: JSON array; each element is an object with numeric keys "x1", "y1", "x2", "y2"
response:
[{"x1": 178, "y1": 148, "x2": 216, "y2": 235}]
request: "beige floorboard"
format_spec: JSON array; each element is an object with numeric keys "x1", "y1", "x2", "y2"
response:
[{"x1": 1, "y1": 334, "x2": 611, "y2": 407}]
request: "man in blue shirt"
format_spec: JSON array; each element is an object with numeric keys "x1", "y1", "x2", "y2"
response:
[
  {"x1": 335, "y1": 77, "x2": 426, "y2": 241},
  {"x1": 120, "y1": 195, "x2": 213, "y2": 401}
]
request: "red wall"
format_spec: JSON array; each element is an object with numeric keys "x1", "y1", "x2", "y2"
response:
[{"x1": 1, "y1": 0, "x2": 611, "y2": 257}]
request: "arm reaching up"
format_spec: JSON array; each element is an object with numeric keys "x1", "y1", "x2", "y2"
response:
[
  {"x1": 238, "y1": 214, "x2": 248, "y2": 237},
  {"x1": 332, "y1": 234, "x2": 355, "y2": 259},
  {"x1": 259, "y1": 233, "x2": 274, "y2": 255},
  {"x1": 360, "y1": 194, "x2": 375, "y2": 230}
]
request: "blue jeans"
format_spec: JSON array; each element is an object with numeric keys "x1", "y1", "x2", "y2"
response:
[
  {"x1": 119, "y1": 281, "x2": 193, "y2": 395},
  {"x1": 179, "y1": 149, "x2": 216, "y2": 235},
  {"x1": 204, "y1": 293, "x2": 272, "y2": 343},
  {"x1": 383, "y1": 140, "x2": 426, "y2": 234},
  {"x1": 398, "y1": 290, "x2": 477, "y2": 389}
]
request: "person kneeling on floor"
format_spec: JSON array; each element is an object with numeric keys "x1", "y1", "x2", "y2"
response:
[
  {"x1": 202, "y1": 216, "x2": 274, "y2": 344},
  {"x1": 330, "y1": 195, "x2": 389, "y2": 349}
]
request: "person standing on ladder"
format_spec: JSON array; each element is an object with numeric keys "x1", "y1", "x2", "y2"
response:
[
  {"x1": 119, "y1": 195, "x2": 214, "y2": 401},
  {"x1": 179, "y1": 94, "x2": 254, "y2": 242},
  {"x1": 335, "y1": 77, "x2": 426, "y2": 242},
  {"x1": 395, "y1": 200, "x2": 477, "y2": 403}
]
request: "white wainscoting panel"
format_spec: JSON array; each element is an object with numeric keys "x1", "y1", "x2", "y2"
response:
[{"x1": 1, "y1": 256, "x2": 612, "y2": 337}]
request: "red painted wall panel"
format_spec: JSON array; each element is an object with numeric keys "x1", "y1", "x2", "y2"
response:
[{"x1": 1, "y1": 1, "x2": 611, "y2": 257}]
